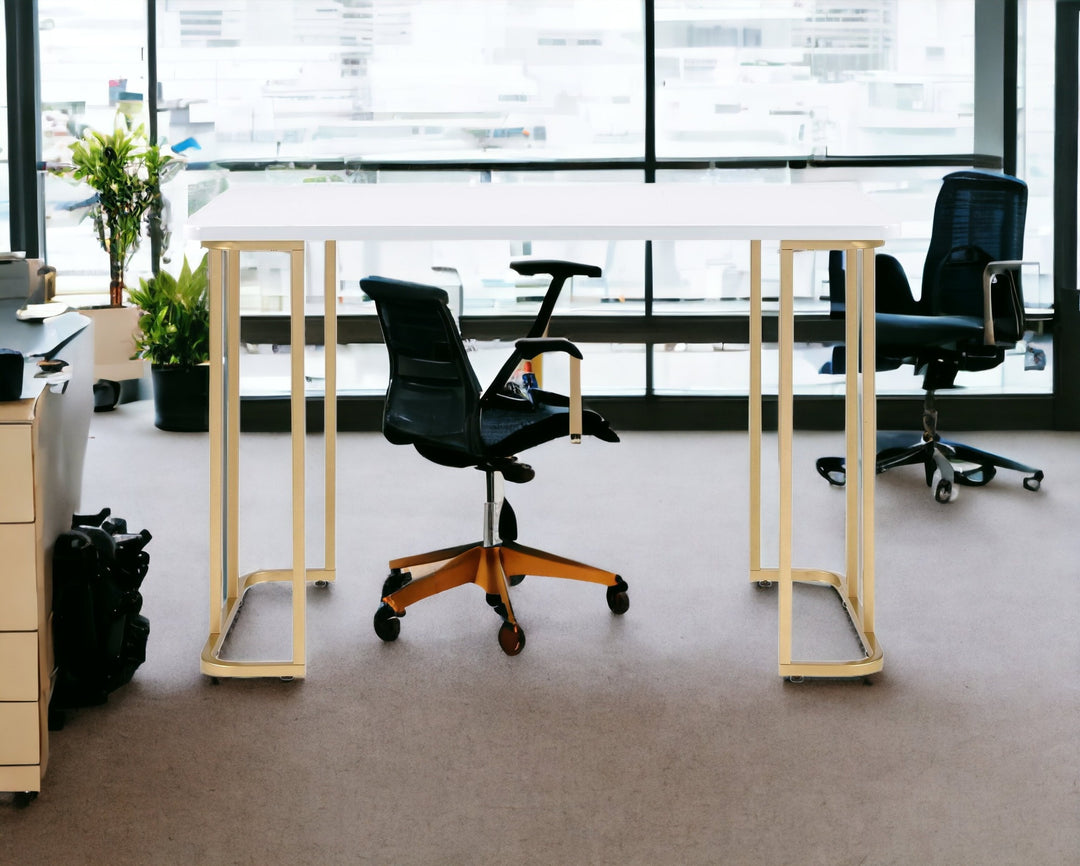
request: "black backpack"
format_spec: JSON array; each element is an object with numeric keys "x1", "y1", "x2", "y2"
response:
[{"x1": 50, "y1": 509, "x2": 152, "y2": 712}]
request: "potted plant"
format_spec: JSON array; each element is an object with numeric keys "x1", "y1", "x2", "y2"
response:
[
  {"x1": 127, "y1": 255, "x2": 210, "y2": 432},
  {"x1": 54, "y1": 113, "x2": 185, "y2": 409},
  {"x1": 61, "y1": 114, "x2": 183, "y2": 305}
]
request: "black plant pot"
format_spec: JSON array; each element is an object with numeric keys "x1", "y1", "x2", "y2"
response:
[{"x1": 151, "y1": 364, "x2": 209, "y2": 432}]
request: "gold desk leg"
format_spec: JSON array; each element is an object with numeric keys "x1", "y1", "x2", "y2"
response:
[
  {"x1": 199, "y1": 241, "x2": 322, "y2": 679},
  {"x1": 748, "y1": 240, "x2": 765, "y2": 583},
  {"x1": 777, "y1": 245, "x2": 795, "y2": 669},
  {"x1": 768, "y1": 241, "x2": 884, "y2": 681},
  {"x1": 322, "y1": 240, "x2": 337, "y2": 585}
]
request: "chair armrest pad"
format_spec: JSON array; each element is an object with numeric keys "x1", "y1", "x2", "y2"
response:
[
  {"x1": 514, "y1": 337, "x2": 583, "y2": 360},
  {"x1": 510, "y1": 260, "x2": 602, "y2": 279}
]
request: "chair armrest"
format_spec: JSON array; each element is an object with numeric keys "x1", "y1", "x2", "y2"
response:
[
  {"x1": 510, "y1": 260, "x2": 602, "y2": 280},
  {"x1": 509, "y1": 260, "x2": 602, "y2": 339},
  {"x1": 982, "y1": 260, "x2": 1035, "y2": 345},
  {"x1": 480, "y1": 338, "x2": 586, "y2": 442},
  {"x1": 513, "y1": 336, "x2": 583, "y2": 361}
]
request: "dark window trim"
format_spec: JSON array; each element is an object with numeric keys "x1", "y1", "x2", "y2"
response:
[
  {"x1": 5, "y1": 0, "x2": 42, "y2": 258},
  {"x1": 1054, "y1": 0, "x2": 1080, "y2": 429},
  {"x1": 238, "y1": 393, "x2": 1056, "y2": 435}
]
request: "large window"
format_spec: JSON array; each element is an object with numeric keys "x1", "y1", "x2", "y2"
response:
[{"x1": 12, "y1": 0, "x2": 1070, "y2": 423}]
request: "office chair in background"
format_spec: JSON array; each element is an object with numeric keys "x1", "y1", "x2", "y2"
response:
[
  {"x1": 361, "y1": 261, "x2": 628, "y2": 655},
  {"x1": 816, "y1": 170, "x2": 1044, "y2": 503}
]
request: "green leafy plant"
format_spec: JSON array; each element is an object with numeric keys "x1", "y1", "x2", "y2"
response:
[
  {"x1": 57, "y1": 114, "x2": 183, "y2": 306},
  {"x1": 127, "y1": 255, "x2": 210, "y2": 369}
]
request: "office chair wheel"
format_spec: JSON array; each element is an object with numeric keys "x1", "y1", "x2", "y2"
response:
[
  {"x1": 956, "y1": 464, "x2": 996, "y2": 486},
  {"x1": 932, "y1": 473, "x2": 957, "y2": 503},
  {"x1": 498, "y1": 621, "x2": 526, "y2": 656},
  {"x1": 13, "y1": 791, "x2": 38, "y2": 809},
  {"x1": 815, "y1": 457, "x2": 846, "y2": 487},
  {"x1": 373, "y1": 603, "x2": 401, "y2": 642},
  {"x1": 1023, "y1": 471, "x2": 1043, "y2": 492},
  {"x1": 606, "y1": 578, "x2": 630, "y2": 615}
]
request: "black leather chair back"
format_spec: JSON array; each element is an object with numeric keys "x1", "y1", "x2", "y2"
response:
[
  {"x1": 361, "y1": 276, "x2": 483, "y2": 463},
  {"x1": 921, "y1": 170, "x2": 1027, "y2": 329}
]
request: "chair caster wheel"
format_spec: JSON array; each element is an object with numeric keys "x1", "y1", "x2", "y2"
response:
[
  {"x1": 606, "y1": 577, "x2": 630, "y2": 615},
  {"x1": 13, "y1": 791, "x2": 38, "y2": 809},
  {"x1": 815, "y1": 457, "x2": 846, "y2": 487},
  {"x1": 498, "y1": 621, "x2": 525, "y2": 655},
  {"x1": 1023, "y1": 471, "x2": 1043, "y2": 492},
  {"x1": 933, "y1": 472, "x2": 957, "y2": 503},
  {"x1": 373, "y1": 603, "x2": 401, "y2": 642}
]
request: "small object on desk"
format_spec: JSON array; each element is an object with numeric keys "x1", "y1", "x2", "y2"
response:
[
  {"x1": 37, "y1": 358, "x2": 68, "y2": 373},
  {"x1": 16, "y1": 301, "x2": 70, "y2": 322},
  {"x1": 0, "y1": 347, "x2": 23, "y2": 400}
]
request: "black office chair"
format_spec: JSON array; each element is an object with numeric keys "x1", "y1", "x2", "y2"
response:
[
  {"x1": 816, "y1": 170, "x2": 1044, "y2": 503},
  {"x1": 362, "y1": 260, "x2": 628, "y2": 655}
]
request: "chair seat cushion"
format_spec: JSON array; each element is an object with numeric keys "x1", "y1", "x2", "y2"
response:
[
  {"x1": 481, "y1": 392, "x2": 618, "y2": 456},
  {"x1": 876, "y1": 312, "x2": 984, "y2": 350}
]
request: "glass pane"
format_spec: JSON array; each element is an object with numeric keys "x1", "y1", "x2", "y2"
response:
[
  {"x1": 39, "y1": 0, "x2": 149, "y2": 296},
  {"x1": 155, "y1": 0, "x2": 644, "y2": 163},
  {"x1": 655, "y1": 0, "x2": 975, "y2": 158},
  {"x1": 652, "y1": 335, "x2": 1053, "y2": 397},
  {"x1": 1018, "y1": 0, "x2": 1055, "y2": 309},
  {"x1": 655, "y1": 164, "x2": 955, "y2": 311}
]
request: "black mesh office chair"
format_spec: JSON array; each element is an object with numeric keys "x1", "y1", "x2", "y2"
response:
[
  {"x1": 816, "y1": 170, "x2": 1044, "y2": 503},
  {"x1": 362, "y1": 261, "x2": 628, "y2": 655}
]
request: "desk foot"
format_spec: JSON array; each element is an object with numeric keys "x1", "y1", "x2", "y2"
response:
[
  {"x1": 755, "y1": 567, "x2": 885, "y2": 680},
  {"x1": 200, "y1": 566, "x2": 333, "y2": 680}
]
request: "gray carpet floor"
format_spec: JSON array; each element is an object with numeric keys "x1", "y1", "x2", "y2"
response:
[{"x1": 2, "y1": 398, "x2": 1078, "y2": 865}]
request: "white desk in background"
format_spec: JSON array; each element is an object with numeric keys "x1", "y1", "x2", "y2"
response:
[{"x1": 187, "y1": 181, "x2": 893, "y2": 681}]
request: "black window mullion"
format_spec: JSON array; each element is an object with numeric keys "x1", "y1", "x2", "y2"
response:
[
  {"x1": 1053, "y1": 1, "x2": 1080, "y2": 429},
  {"x1": 5, "y1": 0, "x2": 42, "y2": 258},
  {"x1": 643, "y1": 0, "x2": 656, "y2": 396}
]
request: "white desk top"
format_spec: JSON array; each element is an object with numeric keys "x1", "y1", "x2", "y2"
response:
[{"x1": 187, "y1": 181, "x2": 895, "y2": 244}]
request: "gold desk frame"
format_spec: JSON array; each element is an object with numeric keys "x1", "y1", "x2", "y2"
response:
[
  {"x1": 749, "y1": 240, "x2": 885, "y2": 680},
  {"x1": 199, "y1": 240, "x2": 338, "y2": 679}
]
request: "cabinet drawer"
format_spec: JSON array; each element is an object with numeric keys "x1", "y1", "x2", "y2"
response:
[
  {"x1": 0, "y1": 633, "x2": 38, "y2": 700},
  {"x1": 0, "y1": 702, "x2": 40, "y2": 765},
  {"x1": 0, "y1": 425, "x2": 34, "y2": 523},
  {"x1": 0, "y1": 524, "x2": 38, "y2": 630}
]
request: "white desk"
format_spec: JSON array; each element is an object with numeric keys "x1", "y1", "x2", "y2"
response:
[{"x1": 187, "y1": 181, "x2": 893, "y2": 680}]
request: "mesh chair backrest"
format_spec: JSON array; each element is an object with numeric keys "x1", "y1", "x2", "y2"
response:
[
  {"x1": 922, "y1": 170, "x2": 1027, "y2": 321},
  {"x1": 360, "y1": 276, "x2": 482, "y2": 455}
]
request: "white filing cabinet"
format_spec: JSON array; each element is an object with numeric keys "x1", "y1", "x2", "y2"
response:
[{"x1": 0, "y1": 309, "x2": 92, "y2": 800}]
